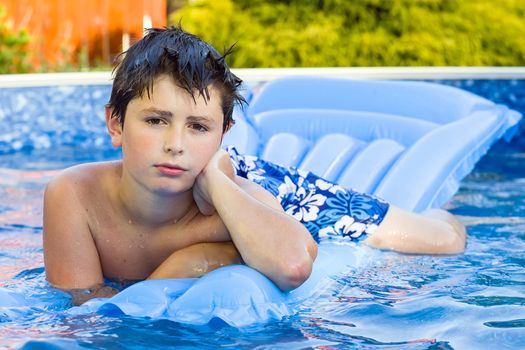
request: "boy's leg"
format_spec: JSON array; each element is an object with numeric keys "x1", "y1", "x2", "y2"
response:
[{"x1": 227, "y1": 147, "x2": 389, "y2": 243}]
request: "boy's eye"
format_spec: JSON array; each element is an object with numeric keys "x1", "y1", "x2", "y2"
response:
[
  {"x1": 190, "y1": 123, "x2": 208, "y2": 132},
  {"x1": 146, "y1": 117, "x2": 166, "y2": 126}
]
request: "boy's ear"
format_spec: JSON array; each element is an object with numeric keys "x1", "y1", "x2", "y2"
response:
[
  {"x1": 220, "y1": 120, "x2": 234, "y2": 143},
  {"x1": 105, "y1": 106, "x2": 123, "y2": 148},
  {"x1": 223, "y1": 120, "x2": 235, "y2": 134}
]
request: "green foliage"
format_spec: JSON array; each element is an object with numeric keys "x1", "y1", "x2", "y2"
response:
[
  {"x1": 0, "y1": 5, "x2": 31, "y2": 73},
  {"x1": 170, "y1": 0, "x2": 525, "y2": 67}
]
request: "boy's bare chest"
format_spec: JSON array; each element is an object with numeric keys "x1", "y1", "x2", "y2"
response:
[{"x1": 90, "y1": 212, "x2": 228, "y2": 280}]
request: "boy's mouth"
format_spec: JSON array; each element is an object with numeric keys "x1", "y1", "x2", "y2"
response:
[{"x1": 155, "y1": 163, "x2": 187, "y2": 176}]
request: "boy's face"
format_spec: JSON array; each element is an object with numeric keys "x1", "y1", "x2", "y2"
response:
[{"x1": 108, "y1": 75, "x2": 225, "y2": 196}]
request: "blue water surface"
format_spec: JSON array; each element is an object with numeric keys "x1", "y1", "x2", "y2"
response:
[{"x1": 0, "y1": 79, "x2": 524, "y2": 349}]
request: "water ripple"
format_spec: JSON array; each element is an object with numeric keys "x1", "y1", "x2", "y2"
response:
[{"x1": 484, "y1": 319, "x2": 525, "y2": 329}]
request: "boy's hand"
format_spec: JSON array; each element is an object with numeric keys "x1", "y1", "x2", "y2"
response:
[{"x1": 193, "y1": 149, "x2": 235, "y2": 215}]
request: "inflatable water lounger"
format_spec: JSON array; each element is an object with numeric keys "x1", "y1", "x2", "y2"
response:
[
  {"x1": 2, "y1": 77, "x2": 522, "y2": 328},
  {"x1": 224, "y1": 77, "x2": 522, "y2": 212}
]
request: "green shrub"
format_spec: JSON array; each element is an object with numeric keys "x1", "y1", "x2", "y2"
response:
[
  {"x1": 0, "y1": 5, "x2": 31, "y2": 73},
  {"x1": 170, "y1": 0, "x2": 525, "y2": 67}
]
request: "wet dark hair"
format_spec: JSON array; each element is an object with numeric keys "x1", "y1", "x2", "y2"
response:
[{"x1": 107, "y1": 26, "x2": 245, "y2": 132}]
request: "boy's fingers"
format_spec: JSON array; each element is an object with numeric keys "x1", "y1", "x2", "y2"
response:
[{"x1": 193, "y1": 186, "x2": 215, "y2": 215}]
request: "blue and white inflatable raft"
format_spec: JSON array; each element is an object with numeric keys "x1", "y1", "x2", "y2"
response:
[{"x1": 2, "y1": 77, "x2": 523, "y2": 327}]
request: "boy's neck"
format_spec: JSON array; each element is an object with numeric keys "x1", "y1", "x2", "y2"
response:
[{"x1": 116, "y1": 176, "x2": 197, "y2": 228}]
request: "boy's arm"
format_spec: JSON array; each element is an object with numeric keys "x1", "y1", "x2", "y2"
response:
[
  {"x1": 193, "y1": 150, "x2": 318, "y2": 291},
  {"x1": 43, "y1": 174, "x2": 106, "y2": 291},
  {"x1": 148, "y1": 241, "x2": 242, "y2": 279},
  {"x1": 364, "y1": 205, "x2": 467, "y2": 254}
]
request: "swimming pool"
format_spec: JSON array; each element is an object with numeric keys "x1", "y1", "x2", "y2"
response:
[{"x1": 1, "y1": 77, "x2": 524, "y2": 349}]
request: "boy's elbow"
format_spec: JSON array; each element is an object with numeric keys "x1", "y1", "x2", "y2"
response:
[
  {"x1": 279, "y1": 242, "x2": 317, "y2": 291},
  {"x1": 279, "y1": 262, "x2": 312, "y2": 291}
]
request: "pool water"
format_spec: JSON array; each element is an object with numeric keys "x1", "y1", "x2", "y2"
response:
[
  {"x1": 0, "y1": 132, "x2": 523, "y2": 350},
  {"x1": 1, "y1": 80, "x2": 525, "y2": 349}
]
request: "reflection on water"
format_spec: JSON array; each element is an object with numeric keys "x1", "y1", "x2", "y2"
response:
[{"x1": 0, "y1": 136, "x2": 524, "y2": 349}]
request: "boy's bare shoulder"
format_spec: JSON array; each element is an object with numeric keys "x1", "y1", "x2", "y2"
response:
[{"x1": 45, "y1": 161, "x2": 121, "y2": 201}]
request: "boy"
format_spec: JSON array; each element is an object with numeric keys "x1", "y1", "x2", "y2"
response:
[{"x1": 43, "y1": 27, "x2": 466, "y2": 304}]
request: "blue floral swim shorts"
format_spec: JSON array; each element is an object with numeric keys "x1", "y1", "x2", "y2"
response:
[{"x1": 227, "y1": 147, "x2": 390, "y2": 244}]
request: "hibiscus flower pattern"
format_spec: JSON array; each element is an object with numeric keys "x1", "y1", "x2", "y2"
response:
[
  {"x1": 278, "y1": 177, "x2": 327, "y2": 222},
  {"x1": 318, "y1": 215, "x2": 379, "y2": 244},
  {"x1": 227, "y1": 146, "x2": 389, "y2": 243}
]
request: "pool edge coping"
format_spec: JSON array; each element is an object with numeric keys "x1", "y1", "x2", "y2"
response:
[{"x1": 1, "y1": 67, "x2": 525, "y2": 87}]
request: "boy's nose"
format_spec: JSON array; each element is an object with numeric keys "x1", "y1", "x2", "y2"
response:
[{"x1": 163, "y1": 128, "x2": 185, "y2": 155}]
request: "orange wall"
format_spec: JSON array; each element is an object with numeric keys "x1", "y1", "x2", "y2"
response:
[{"x1": 1, "y1": 0, "x2": 167, "y2": 69}]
